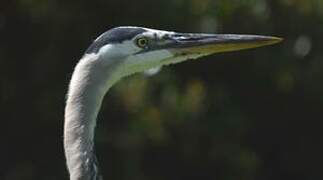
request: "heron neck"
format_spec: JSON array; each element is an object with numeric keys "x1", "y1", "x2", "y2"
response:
[{"x1": 64, "y1": 54, "x2": 119, "y2": 180}]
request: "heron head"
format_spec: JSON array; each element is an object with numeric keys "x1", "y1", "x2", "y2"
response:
[{"x1": 85, "y1": 26, "x2": 282, "y2": 77}]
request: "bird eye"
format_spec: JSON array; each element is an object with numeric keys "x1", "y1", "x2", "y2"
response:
[{"x1": 136, "y1": 37, "x2": 149, "y2": 48}]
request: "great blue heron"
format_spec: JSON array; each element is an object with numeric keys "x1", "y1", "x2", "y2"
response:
[{"x1": 64, "y1": 26, "x2": 282, "y2": 180}]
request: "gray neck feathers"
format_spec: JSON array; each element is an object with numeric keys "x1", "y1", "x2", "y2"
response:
[{"x1": 64, "y1": 54, "x2": 120, "y2": 180}]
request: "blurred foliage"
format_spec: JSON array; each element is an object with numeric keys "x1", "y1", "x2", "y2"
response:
[{"x1": 1, "y1": 0, "x2": 323, "y2": 180}]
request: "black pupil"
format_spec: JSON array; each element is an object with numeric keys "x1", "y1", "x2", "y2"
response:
[{"x1": 139, "y1": 39, "x2": 146, "y2": 46}]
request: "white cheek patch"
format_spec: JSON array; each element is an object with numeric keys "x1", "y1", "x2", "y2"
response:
[
  {"x1": 124, "y1": 50, "x2": 173, "y2": 75},
  {"x1": 140, "y1": 50, "x2": 173, "y2": 62},
  {"x1": 127, "y1": 50, "x2": 173, "y2": 64},
  {"x1": 98, "y1": 41, "x2": 140, "y2": 58}
]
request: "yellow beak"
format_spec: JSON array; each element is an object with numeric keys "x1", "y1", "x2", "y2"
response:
[{"x1": 167, "y1": 33, "x2": 282, "y2": 55}]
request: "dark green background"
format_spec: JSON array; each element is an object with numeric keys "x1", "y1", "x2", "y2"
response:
[{"x1": 1, "y1": 0, "x2": 322, "y2": 179}]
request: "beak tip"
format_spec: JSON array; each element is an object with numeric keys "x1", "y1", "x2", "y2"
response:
[
  {"x1": 255, "y1": 36, "x2": 283, "y2": 48},
  {"x1": 268, "y1": 36, "x2": 284, "y2": 44}
]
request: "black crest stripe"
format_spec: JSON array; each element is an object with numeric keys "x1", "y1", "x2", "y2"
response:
[{"x1": 85, "y1": 27, "x2": 147, "y2": 54}]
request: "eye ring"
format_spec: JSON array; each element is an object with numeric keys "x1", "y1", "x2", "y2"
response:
[{"x1": 136, "y1": 37, "x2": 149, "y2": 48}]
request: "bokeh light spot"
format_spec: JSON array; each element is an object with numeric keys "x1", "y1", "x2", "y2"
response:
[{"x1": 293, "y1": 35, "x2": 312, "y2": 58}]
